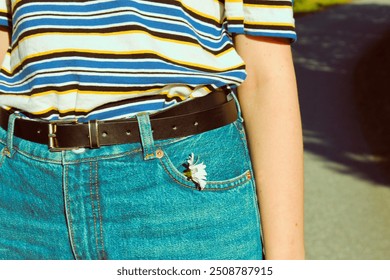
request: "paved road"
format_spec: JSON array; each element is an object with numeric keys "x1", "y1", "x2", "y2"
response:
[{"x1": 293, "y1": 1, "x2": 390, "y2": 259}]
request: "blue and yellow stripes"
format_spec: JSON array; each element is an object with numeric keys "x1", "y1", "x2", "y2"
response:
[{"x1": 0, "y1": 0, "x2": 296, "y2": 120}]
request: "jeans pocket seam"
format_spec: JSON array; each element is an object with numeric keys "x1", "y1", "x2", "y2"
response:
[
  {"x1": 0, "y1": 152, "x2": 4, "y2": 168},
  {"x1": 203, "y1": 172, "x2": 252, "y2": 191},
  {"x1": 159, "y1": 158, "x2": 198, "y2": 190},
  {"x1": 0, "y1": 146, "x2": 8, "y2": 168},
  {"x1": 158, "y1": 149, "x2": 251, "y2": 191}
]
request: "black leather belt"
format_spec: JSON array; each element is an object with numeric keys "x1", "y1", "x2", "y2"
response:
[{"x1": 0, "y1": 89, "x2": 238, "y2": 151}]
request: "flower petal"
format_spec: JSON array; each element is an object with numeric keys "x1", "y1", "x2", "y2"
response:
[{"x1": 185, "y1": 153, "x2": 207, "y2": 190}]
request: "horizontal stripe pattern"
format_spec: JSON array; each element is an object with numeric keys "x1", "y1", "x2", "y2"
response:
[
  {"x1": 225, "y1": 0, "x2": 296, "y2": 39},
  {"x1": 0, "y1": 0, "x2": 296, "y2": 120}
]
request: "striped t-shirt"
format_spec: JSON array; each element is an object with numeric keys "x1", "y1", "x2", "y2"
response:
[{"x1": 0, "y1": 0, "x2": 296, "y2": 121}]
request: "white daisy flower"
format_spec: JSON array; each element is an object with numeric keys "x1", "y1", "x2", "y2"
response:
[{"x1": 185, "y1": 153, "x2": 207, "y2": 190}]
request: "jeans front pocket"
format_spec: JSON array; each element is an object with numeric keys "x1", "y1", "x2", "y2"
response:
[
  {"x1": 158, "y1": 150, "x2": 252, "y2": 191},
  {"x1": 145, "y1": 121, "x2": 263, "y2": 259}
]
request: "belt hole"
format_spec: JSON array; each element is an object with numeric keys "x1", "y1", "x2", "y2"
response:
[
  {"x1": 102, "y1": 131, "x2": 108, "y2": 137},
  {"x1": 126, "y1": 130, "x2": 131, "y2": 136},
  {"x1": 193, "y1": 122, "x2": 199, "y2": 126},
  {"x1": 37, "y1": 129, "x2": 41, "y2": 134},
  {"x1": 172, "y1": 126, "x2": 177, "y2": 131}
]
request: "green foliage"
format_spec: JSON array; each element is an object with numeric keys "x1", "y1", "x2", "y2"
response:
[{"x1": 294, "y1": 0, "x2": 352, "y2": 13}]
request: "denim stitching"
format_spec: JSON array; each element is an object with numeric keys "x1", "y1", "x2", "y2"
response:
[
  {"x1": 0, "y1": 148, "x2": 6, "y2": 168},
  {"x1": 250, "y1": 181, "x2": 263, "y2": 249},
  {"x1": 206, "y1": 172, "x2": 250, "y2": 186},
  {"x1": 64, "y1": 165, "x2": 80, "y2": 260},
  {"x1": 8, "y1": 148, "x2": 63, "y2": 164},
  {"x1": 137, "y1": 113, "x2": 156, "y2": 160},
  {"x1": 66, "y1": 148, "x2": 142, "y2": 164},
  {"x1": 233, "y1": 120, "x2": 256, "y2": 181},
  {"x1": 94, "y1": 160, "x2": 106, "y2": 259},
  {"x1": 247, "y1": 176, "x2": 263, "y2": 257},
  {"x1": 200, "y1": 175, "x2": 250, "y2": 191},
  {"x1": 159, "y1": 160, "x2": 197, "y2": 190},
  {"x1": 233, "y1": 121, "x2": 263, "y2": 253},
  {"x1": 89, "y1": 161, "x2": 99, "y2": 259},
  {"x1": 7, "y1": 146, "x2": 141, "y2": 164},
  {"x1": 6, "y1": 113, "x2": 19, "y2": 157},
  {"x1": 160, "y1": 160, "x2": 250, "y2": 192}
]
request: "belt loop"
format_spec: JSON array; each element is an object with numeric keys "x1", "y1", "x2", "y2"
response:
[
  {"x1": 136, "y1": 112, "x2": 156, "y2": 161},
  {"x1": 229, "y1": 90, "x2": 244, "y2": 123},
  {"x1": 88, "y1": 120, "x2": 100, "y2": 148},
  {"x1": 5, "y1": 113, "x2": 20, "y2": 158}
]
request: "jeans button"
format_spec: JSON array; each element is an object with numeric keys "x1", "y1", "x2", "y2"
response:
[{"x1": 156, "y1": 149, "x2": 164, "y2": 159}]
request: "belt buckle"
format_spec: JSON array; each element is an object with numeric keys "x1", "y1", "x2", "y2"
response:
[{"x1": 48, "y1": 119, "x2": 79, "y2": 152}]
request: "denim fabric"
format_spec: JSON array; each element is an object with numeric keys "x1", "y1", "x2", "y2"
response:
[{"x1": 0, "y1": 110, "x2": 263, "y2": 260}]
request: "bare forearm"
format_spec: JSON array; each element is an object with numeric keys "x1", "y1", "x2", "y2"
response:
[
  {"x1": 235, "y1": 35, "x2": 305, "y2": 259},
  {"x1": 0, "y1": 28, "x2": 10, "y2": 63}
]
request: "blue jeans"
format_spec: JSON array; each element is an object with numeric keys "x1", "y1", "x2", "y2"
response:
[{"x1": 0, "y1": 105, "x2": 263, "y2": 260}]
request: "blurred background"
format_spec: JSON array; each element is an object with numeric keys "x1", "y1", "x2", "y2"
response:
[{"x1": 292, "y1": 0, "x2": 390, "y2": 259}]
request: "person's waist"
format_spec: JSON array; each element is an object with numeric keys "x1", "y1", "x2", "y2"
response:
[{"x1": 0, "y1": 88, "x2": 238, "y2": 152}]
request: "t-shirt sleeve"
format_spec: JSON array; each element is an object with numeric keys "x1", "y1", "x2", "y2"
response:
[
  {"x1": 225, "y1": 0, "x2": 297, "y2": 42},
  {"x1": 0, "y1": 0, "x2": 11, "y2": 29}
]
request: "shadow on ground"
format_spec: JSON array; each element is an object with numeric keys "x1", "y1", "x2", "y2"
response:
[
  {"x1": 293, "y1": 3, "x2": 390, "y2": 186},
  {"x1": 354, "y1": 30, "x2": 390, "y2": 182}
]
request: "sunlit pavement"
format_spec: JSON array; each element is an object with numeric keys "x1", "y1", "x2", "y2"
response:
[
  {"x1": 293, "y1": 0, "x2": 390, "y2": 259},
  {"x1": 353, "y1": 0, "x2": 390, "y2": 4}
]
